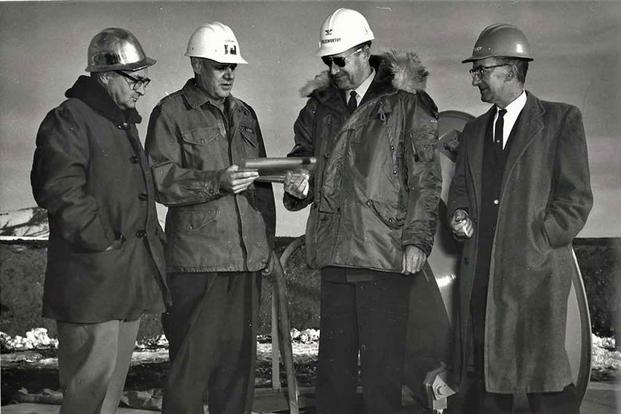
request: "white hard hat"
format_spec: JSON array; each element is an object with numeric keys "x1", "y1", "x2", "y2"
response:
[
  {"x1": 185, "y1": 22, "x2": 248, "y2": 64},
  {"x1": 316, "y1": 8, "x2": 374, "y2": 57}
]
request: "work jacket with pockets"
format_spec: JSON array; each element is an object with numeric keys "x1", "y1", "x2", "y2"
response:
[
  {"x1": 447, "y1": 92, "x2": 593, "y2": 392},
  {"x1": 31, "y1": 75, "x2": 169, "y2": 323},
  {"x1": 146, "y1": 79, "x2": 276, "y2": 273},
  {"x1": 285, "y1": 50, "x2": 442, "y2": 272}
]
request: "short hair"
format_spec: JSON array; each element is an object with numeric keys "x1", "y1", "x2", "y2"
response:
[
  {"x1": 502, "y1": 58, "x2": 529, "y2": 83},
  {"x1": 90, "y1": 71, "x2": 107, "y2": 81}
]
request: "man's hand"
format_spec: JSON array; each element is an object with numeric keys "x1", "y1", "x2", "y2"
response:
[
  {"x1": 450, "y1": 209, "x2": 474, "y2": 238},
  {"x1": 219, "y1": 165, "x2": 259, "y2": 194},
  {"x1": 402, "y1": 245, "x2": 427, "y2": 276},
  {"x1": 284, "y1": 169, "x2": 310, "y2": 199}
]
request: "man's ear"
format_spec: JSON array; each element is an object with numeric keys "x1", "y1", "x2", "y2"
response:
[
  {"x1": 504, "y1": 65, "x2": 516, "y2": 81},
  {"x1": 98, "y1": 72, "x2": 112, "y2": 86},
  {"x1": 190, "y1": 58, "x2": 201, "y2": 75}
]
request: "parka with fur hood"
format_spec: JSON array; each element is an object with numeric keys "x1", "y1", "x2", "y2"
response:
[{"x1": 284, "y1": 50, "x2": 441, "y2": 272}]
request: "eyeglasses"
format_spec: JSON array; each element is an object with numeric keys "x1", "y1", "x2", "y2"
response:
[
  {"x1": 322, "y1": 48, "x2": 363, "y2": 68},
  {"x1": 468, "y1": 63, "x2": 510, "y2": 79},
  {"x1": 116, "y1": 71, "x2": 151, "y2": 90}
]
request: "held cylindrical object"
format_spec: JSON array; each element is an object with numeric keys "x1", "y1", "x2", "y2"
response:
[{"x1": 241, "y1": 157, "x2": 316, "y2": 171}]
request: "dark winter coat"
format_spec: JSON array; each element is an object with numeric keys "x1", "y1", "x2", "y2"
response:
[
  {"x1": 145, "y1": 80, "x2": 276, "y2": 273},
  {"x1": 285, "y1": 51, "x2": 441, "y2": 272},
  {"x1": 31, "y1": 76, "x2": 169, "y2": 323},
  {"x1": 447, "y1": 92, "x2": 593, "y2": 392}
]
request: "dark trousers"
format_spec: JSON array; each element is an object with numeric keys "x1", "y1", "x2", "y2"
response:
[
  {"x1": 316, "y1": 267, "x2": 412, "y2": 414},
  {"x1": 161, "y1": 272, "x2": 261, "y2": 414},
  {"x1": 458, "y1": 374, "x2": 579, "y2": 414}
]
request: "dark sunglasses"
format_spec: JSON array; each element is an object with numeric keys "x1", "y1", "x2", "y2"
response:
[
  {"x1": 115, "y1": 71, "x2": 151, "y2": 90},
  {"x1": 321, "y1": 48, "x2": 363, "y2": 68}
]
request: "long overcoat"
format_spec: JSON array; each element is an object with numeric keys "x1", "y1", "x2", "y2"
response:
[
  {"x1": 447, "y1": 92, "x2": 592, "y2": 392},
  {"x1": 31, "y1": 76, "x2": 169, "y2": 323}
]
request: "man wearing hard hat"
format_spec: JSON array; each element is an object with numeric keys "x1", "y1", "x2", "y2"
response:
[
  {"x1": 31, "y1": 28, "x2": 169, "y2": 413},
  {"x1": 145, "y1": 22, "x2": 275, "y2": 414},
  {"x1": 283, "y1": 8, "x2": 442, "y2": 414},
  {"x1": 447, "y1": 24, "x2": 592, "y2": 413}
]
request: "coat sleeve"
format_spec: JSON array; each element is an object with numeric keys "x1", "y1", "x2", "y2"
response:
[
  {"x1": 248, "y1": 105, "x2": 277, "y2": 250},
  {"x1": 543, "y1": 106, "x2": 593, "y2": 247},
  {"x1": 283, "y1": 98, "x2": 317, "y2": 211},
  {"x1": 30, "y1": 105, "x2": 115, "y2": 252},
  {"x1": 401, "y1": 91, "x2": 442, "y2": 256},
  {"x1": 447, "y1": 122, "x2": 474, "y2": 221},
  {"x1": 145, "y1": 104, "x2": 223, "y2": 207}
]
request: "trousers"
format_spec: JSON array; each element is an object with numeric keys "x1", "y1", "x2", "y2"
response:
[
  {"x1": 161, "y1": 272, "x2": 261, "y2": 414},
  {"x1": 316, "y1": 266, "x2": 412, "y2": 414},
  {"x1": 57, "y1": 319, "x2": 140, "y2": 414}
]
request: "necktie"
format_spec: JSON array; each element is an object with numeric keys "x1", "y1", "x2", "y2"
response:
[
  {"x1": 347, "y1": 91, "x2": 358, "y2": 113},
  {"x1": 495, "y1": 108, "x2": 507, "y2": 149}
]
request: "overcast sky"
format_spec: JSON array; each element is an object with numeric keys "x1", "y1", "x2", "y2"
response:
[{"x1": 1, "y1": 1, "x2": 619, "y2": 237}]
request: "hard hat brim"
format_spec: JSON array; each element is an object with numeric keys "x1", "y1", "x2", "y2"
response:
[
  {"x1": 461, "y1": 54, "x2": 534, "y2": 64},
  {"x1": 86, "y1": 57, "x2": 156, "y2": 72}
]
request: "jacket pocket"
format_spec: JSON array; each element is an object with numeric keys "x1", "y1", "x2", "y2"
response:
[
  {"x1": 240, "y1": 126, "x2": 260, "y2": 158},
  {"x1": 367, "y1": 199, "x2": 405, "y2": 229},
  {"x1": 181, "y1": 127, "x2": 219, "y2": 146},
  {"x1": 240, "y1": 126, "x2": 258, "y2": 147},
  {"x1": 177, "y1": 207, "x2": 219, "y2": 232},
  {"x1": 180, "y1": 127, "x2": 225, "y2": 168}
]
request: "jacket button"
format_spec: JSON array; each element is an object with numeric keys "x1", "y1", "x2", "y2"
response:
[
  {"x1": 138, "y1": 193, "x2": 148, "y2": 200},
  {"x1": 136, "y1": 230, "x2": 146, "y2": 238},
  {"x1": 390, "y1": 145, "x2": 395, "y2": 150},
  {"x1": 393, "y1": 169, "x2": 398, "y2": 175},
  {"x1": 130, "y1": 155, "x2": 139, "y2": 163},
  {"x1": 493, "y1": 199, "x2": 499, "y2": 205},
  {"x1": 366, "y1": 200, "x2": 372, "y2": 206}
]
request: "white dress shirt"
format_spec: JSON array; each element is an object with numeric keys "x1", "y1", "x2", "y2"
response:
[
  {"x1": 494, "y1": 90, "x2": 527, "y2": 149},
  {"x1": 347, "y1": 68, "x2": 375, "y2": 104}
]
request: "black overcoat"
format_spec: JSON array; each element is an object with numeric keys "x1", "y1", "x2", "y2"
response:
[{"x1": 31, "y1": 76, "x2": 169, "y2": 323}]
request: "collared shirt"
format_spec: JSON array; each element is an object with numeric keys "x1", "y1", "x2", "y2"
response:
[
  {"x1": 183, "y1": 79, "x2": 229, "y2": 137},
  {"x1": 493, "y1": 90, "x2": 527, "y2": 149},
  {"x1": 347, "y1": 68, "x2": 376, "y2": 104}
]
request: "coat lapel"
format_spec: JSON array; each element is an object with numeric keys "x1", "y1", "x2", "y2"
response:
[{"x1": 501, "y1": 92, "x2": 544, "y2": 188}]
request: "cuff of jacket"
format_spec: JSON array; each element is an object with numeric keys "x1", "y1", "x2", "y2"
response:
[
  {"x1": 402, "y1": 240, "x2": 432, "y2": 257},
  {"x1": 283, "y1": 191, "x2": 312, "y2": 211}
]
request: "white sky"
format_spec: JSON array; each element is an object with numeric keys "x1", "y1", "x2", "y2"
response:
[{"x1": 1, "y1": 1, "x2": 619, "y2": 237}]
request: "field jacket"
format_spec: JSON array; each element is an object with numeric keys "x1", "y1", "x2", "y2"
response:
[
  {"x1": 146, "y1": 80, "x2": 275, "y2": 273},
  {"x1": 285, "y1": 51, "x2": 442, "y2": 272}
]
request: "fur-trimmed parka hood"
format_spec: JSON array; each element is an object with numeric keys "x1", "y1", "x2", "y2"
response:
[{"x1": 299, "y1": 49, "x2": 429, "y2": 98}]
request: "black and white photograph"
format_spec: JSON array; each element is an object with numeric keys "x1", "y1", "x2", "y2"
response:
[{"x1": 1, "y1": 1, "x2": 619, "y2": 414}]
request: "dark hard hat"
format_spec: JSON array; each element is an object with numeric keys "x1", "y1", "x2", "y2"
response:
[
  {"x1": 86, "y1": 28, "x2": 156, "y2": 72},
  {"x1": 463, "y1": 23, "x2": 533, "y2": 63}
]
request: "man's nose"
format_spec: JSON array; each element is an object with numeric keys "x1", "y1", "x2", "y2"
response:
[
  {"x1": 471, "y1": 75, "x2": 481, "y2": 87},
  {"x1": 135, "y1": 83, "x2": 147, "y2": 95},
  {"x1": 224, "y1": 67, "x2": 235, "y2": 79},
  {"x1": 329, "y1": 62, "x2": 341, "y2": 75}
]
